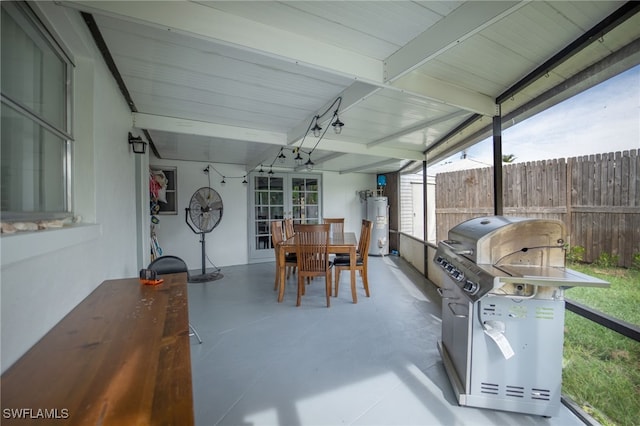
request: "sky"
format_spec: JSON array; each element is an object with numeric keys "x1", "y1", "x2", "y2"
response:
[{"x1": 429, "y1": 64, "x2": 639, "y2": 172}]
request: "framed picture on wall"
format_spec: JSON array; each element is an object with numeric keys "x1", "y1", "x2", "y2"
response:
[{"x1": 150, "y1": 166, "x2": 177, "y2": 215}]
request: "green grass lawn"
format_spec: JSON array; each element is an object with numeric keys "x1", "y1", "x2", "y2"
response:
[{"x1": 562, "y1": 264, "x2": 640, "y2": 426}]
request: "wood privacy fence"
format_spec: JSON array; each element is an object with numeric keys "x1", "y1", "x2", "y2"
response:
[{"x1": 435, "y1": 149, "x2": 639, "y2": 268}]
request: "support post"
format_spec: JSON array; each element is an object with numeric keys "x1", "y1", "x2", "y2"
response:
[
  {"x1": 422, "y1": 160, "x2": 429, "y2": 276},
  {"x1": 492, "y1": 114, "x2": 503, "y2": 216}
]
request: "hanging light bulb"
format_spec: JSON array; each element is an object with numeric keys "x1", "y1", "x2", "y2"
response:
[
  {"x1": 331, "y1": 114, "x2": 344, "y2": 134},
  {"x1": 221, "y1": 176, "x2": 226, "y2": 185},
  {"x1": 304, "y1": 157, "x2": 314, "y2": 171},
  {"x1": 259, "y1": 165, "x2": 264, "y2": 173},
  {"x1": 242, "y1": 176, "x2": 248, "y2": 184},
  {"x1": 294, "y1": 150, "x2": 304, "y2": 165},
  {"x1": 268, "y1": 166, "x2": 274, "y2": 175},
  {"x1": 278, "y1": 149, "x2": 286, "y2": 163},
  {"x1": 311, "y1": 116, "x2": 322, "y2": 137}
]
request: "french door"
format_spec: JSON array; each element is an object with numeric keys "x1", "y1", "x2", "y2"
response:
[{"x1": 248, "y1": 172, "x2": 322, "y2": 262}]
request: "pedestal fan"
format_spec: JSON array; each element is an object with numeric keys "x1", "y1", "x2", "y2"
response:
[{"x1": 185, "y1": 186, "x2": 223, "y2": 282}]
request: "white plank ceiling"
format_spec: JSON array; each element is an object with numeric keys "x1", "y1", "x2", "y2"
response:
[{"x1": 62, "y1": 1, "x2": 640, "y2": 174}]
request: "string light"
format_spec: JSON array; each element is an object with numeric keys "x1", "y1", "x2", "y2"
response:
[
  {"x1": 296, "y1": 96, "x2": 343, "y2": 169},
  {"x1": 278, "y1": 149, "x2": 287, "y2": 163},
  {"x1": 311, "y1": 117, "x2": 322, "y2": 137},
  {"x1": 304, "y1": 158, "x2": 314, "y2": 171},
  {"x1": 202, "y1": 164, "x2": 250, "y2": 186},
  {"x1": 198, "y1": 97, "x2": 345, "y2": 185}
]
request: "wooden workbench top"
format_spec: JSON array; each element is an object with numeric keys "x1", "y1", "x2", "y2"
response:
[{"x1": 1, "y1": 274, "x2": 194, "y2": 425}]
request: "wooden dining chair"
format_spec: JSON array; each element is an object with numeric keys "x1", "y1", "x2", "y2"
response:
[
  {"x1": 147, "y1": 255, "x2": 203, "y2": 344},
  {"x1": 283, "y1": 218, "x2": 295, "y2": 240},
  {"x1": 323, "y1": 218, "x2": 347, "y2": 257},
  {"x1": 271, "y1": 221, "x2": 297, "y2": 292},
  {"x1": 334, "y1": 219, "x2": 373, "y2": 298},
  {"x1": 323, "y1": 218, "x2": 344, "y2": 235},
  {"x1": 294, "y1": 223, "x2": 332, "y2": 307}
]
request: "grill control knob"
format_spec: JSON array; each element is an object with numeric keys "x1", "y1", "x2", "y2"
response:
[
  {"x1": 463, "y1": 280, "x2": 478, "y2": 293},
  {"x1": 453, "y1": 271, "x2": 465, "y2": 282}
]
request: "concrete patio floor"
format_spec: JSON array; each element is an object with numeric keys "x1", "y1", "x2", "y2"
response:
[{"x1": 187, "y1": 255, "x2": 590, "y2": 426}]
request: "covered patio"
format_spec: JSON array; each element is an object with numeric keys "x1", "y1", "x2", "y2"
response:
[
  {"x1": 2, "y1": 2, "x2": 638, "y2": 424},
  {"x1": 188, "y1": 256, "x2": 589, "y2": 426}
]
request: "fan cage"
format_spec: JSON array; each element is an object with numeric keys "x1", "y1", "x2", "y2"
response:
[{"x1": 188, "y1": 187, "x2": 223, "y2": 233}]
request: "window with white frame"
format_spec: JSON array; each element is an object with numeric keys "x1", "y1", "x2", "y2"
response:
[{"x1": 1, "y1": 1, "x2": 73, "y2": 221}]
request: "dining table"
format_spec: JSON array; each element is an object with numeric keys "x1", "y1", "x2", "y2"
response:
[{"x1": 276, "y1": 231, "x2": 359, "y2": 304}]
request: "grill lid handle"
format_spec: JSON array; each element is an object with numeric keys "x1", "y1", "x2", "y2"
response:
[{"x1": 440, "y1": 240, "x2": 474, "y2": 256}]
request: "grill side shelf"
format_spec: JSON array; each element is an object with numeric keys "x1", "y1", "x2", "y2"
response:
[{"x1": 494, "y1": 266, "x2": 609, "y2": 288}]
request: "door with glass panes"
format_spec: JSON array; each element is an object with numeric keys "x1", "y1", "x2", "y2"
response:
[{"x1": 249, "y1": 172, "x2": 321, "y2": 262}]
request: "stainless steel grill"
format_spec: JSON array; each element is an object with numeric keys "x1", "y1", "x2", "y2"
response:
[{"x1": 434, "y1": 216, "x2": 609, "y2": 417}]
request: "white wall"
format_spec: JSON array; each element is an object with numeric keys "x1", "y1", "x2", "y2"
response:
[
  {"x1": 148, "y1": 158, "x2": 248, "y2": 268},
  {"x1": 1, "y1": 3, "x2": 140, "y2": 372},
  {"x1": 398, "y1": 235, "x2": 447, "y2": 288},
  {"x1": 322, "y1": 172, "x2": 373, "y2": 238},
  {"x1": 147, "y1": 161, "x2": 376, "y2": 268},
  {"x1": 399, "y1": 235, "x2": 426, "y2": 275}
]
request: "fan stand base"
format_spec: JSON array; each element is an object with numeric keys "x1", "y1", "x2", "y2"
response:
[{"x1": 188, "y1": 270, "x2": 223, "y2": 283}]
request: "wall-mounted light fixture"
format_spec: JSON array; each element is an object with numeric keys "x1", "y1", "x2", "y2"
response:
[{"x1": 128, "y1": 132, "x2": 147, "y2": 154}]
